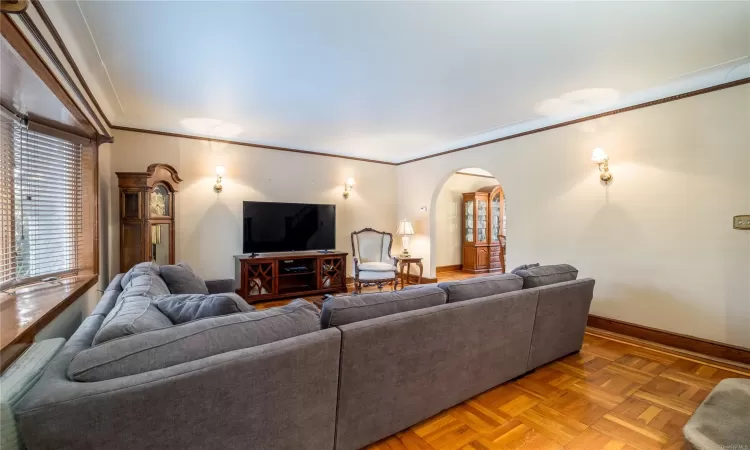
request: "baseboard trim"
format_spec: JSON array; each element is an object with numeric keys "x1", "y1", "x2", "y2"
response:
[
  {"x1": 587, "y1": 314, "x2": 750, "y2": 365},
  {"x1": 436, "y1": 265, "x2": 462, "y2": 273},
  {"x1": 405, "y1": 273, "x2": 438, "y2": 285}
]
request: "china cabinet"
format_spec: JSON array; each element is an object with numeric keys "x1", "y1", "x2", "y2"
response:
[
  {"x1": 461, "y1": 185, "x2": 506, "y2": 273},
  {"x1": 116, "y1": 164, "x2": 182, "y2": 273}
]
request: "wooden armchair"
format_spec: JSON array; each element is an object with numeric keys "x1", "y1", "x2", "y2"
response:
[{"x1": 351, "y1": 228, "x2": 399, "y2": 293}]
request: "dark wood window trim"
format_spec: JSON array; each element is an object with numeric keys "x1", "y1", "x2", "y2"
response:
[{"x1": 0, "y1": 274, "x2": 98, "y2": 371}]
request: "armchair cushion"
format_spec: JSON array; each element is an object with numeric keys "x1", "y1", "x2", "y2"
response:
[
  {"x1": 359, "y1": 271, "x2": 397, "y2": 281},
  {"x1": 358, "y1": 262, "x2": 396, "y2": 272},
  {"x1": 353, "y1": 230, "x2": 394, "y2": 264}
]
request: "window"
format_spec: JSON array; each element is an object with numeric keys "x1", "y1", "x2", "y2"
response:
[{"x1": 1, "y1": 110, "x2": 95, "y2": 289}]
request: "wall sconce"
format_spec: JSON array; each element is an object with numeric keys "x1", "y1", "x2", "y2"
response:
[
  {"x1": 214, "y1": 165, "x2": 225, "y2": 193},
  {"x1": 343, "y1": 177, "x2": 355, "y2": 199},
  {"x1": 591, "y1": 148, "x2": 613, "y2": 184}
]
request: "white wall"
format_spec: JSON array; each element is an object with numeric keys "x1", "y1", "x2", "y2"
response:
[
  {"x1": 397, "y1": 85, "x2": 750, "y2": 348},
  {"x1": 106, "y1": 130, "x2": 398, "y2": 279},
  {"x1": 434, "y1": 173, "x2": 499, "y2": 268}
]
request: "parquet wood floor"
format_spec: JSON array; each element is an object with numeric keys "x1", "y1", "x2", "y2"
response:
[
  {"x1": 252, "y1": 272, "x2": 749, "y2": 449},
  {"x1": 366, "y1": 331, "x2": 749, "y2": 450}
]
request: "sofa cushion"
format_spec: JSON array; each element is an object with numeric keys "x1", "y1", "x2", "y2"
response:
[
  {"x1": 119, "y1": 272, "x2": 171, "y2": 299},
  {"x1": 104, "y1": 274, "x2": 125, "y2": 293},
  {"x1": 91, "y1": 290, "x2": 119, "y2": 317},
  {"x1": 68, "y1": 299, "x2": 320, "y2": 381},
  {"x1": 511, "y1": 263, "x2": 540, "y2": 274},
  {"x1": 320, "y1": 286, "x2": 446, "y2": 328},
  {"x1": 515, "y1": 264, "x2": 578, "y2": 288},
  {"x1": 93, "y1": 295, "x2": 173, "y2": 345},
  {"x1": 402, "y1": 283, "x2": 439, "y2": 291},
  {"x1": 120, "y1": 261, "x2": 160, "y2": 289},
  {"x1": 160, "y1": 262, "x2": 209, "y2": 294},
  {"x1": 155, "y1": 293, "x2": 255, "y2": 324},
  {"x1": 437, "y1": 273, "x2": 523, "y2": 303}
]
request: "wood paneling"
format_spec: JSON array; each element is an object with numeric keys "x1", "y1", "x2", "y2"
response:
[{"x1": 588, "y1": 314, "x2": 750, "y2": 365}]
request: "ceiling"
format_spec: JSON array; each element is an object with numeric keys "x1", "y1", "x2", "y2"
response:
[{"x1": 47, "y1": 1, "x2": 750, "y2": 163}]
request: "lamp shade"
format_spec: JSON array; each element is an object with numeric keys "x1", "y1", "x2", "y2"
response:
[
  {"x1": 591, "y1": 148, "x2": 608, "y2": 163},
  {"x1": 397, "y1": 219, "x2": 415, "y2": 236}
]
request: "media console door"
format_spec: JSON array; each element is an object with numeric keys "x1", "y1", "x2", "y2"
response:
[{"x1": 236, "y1": 252, "x2": 347, "y2": 303}]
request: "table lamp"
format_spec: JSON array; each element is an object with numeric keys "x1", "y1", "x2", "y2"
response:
[{"x1": 396, "y1": 219, "x2": 415, "y2": 257}]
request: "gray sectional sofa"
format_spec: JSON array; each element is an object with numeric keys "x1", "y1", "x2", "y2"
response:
[{"x1": 15, "y1": 263, "x2": 594, "y2": 450}]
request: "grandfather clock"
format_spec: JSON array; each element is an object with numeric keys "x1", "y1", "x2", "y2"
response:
[{"x1": 116, "y1": 164, "x2": 182, "y2": 273}]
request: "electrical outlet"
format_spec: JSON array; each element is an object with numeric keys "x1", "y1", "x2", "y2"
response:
[{"x1": 734, "y1": 215, "x2": 750, "y2": 230}]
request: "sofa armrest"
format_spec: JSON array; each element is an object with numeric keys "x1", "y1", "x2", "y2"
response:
[
  {"x1": 205, "y1": 278, "x2": 235, "y2": 294},
  {"x1": 16, "y1": 328, "x2": 341, "y2": 450}
]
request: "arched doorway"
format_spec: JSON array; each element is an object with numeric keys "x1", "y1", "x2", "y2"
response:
[{"x1": 429, "y1": 168, "x2": 506, "y2": 276}]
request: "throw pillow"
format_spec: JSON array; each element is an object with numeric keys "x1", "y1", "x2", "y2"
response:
[
  {"x1": 69, "y1": 299, "x2": 321, "y2": 382},
  {"x1": 156, "y1": 293, "x2": 255, "y2": 324},
  {"x1": 160, "y1": 262, "x2": 209, "y2": 294},
  {"x1": 515, "y1": 264, "x2": 578, "y2": 288},
  {"x1": 120, "y1": 261, "x2": 160, "y2": 289},
  {"x1": 511, "y1": 263, "x2": 540, "y2": 274}
]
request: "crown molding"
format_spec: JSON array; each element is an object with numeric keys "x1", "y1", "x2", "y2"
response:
[
  {"x1": 17, "y1": 3, "x2": 749, "y2": 165},
  {"x1": 110, "y1": 125, "x2": 397, "y2": 166},
  {"x1": 399, "y1": 77, "x2": 750, "y2": 165}
]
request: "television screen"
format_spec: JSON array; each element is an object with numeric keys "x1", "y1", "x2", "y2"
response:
[{"x1": 242, "y1": 201, "x2": 336, "y2": 253}]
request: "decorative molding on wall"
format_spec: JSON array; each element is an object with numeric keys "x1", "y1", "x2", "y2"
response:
[
  {"x1": 15, "y1": 2, "x2": 750, "y2": 166},
  {"x1": 588, "y1": 314, "x2": 750, "y2": 365},
  {"x1": 115, "y1": 77, "x2": 750, "y2": 166},
  {"x1": 111, "y1": 125, "x2": 397, "y2": 165},
  {"x1": 454, "y1": 171, "x2": 497, "y2": 179}
]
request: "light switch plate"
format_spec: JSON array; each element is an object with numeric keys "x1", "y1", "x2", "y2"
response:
[{"x1": 734, "y1": 215, "x2": 750, "y2": 230}]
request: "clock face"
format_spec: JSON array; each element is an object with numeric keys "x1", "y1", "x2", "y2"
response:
[{"x1": 150, "y1": 185, "x2": 169, "y2": 217}]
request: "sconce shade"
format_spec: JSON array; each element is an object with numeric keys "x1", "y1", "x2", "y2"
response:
[
  {"x1": 346, "y1": 177, "x2": 356, "y2": 187},
  {"x1": 215, "y1": 165, "x2": 226, "y2": 176},
  {"x1": 591, "y1": 148, "x2": 608, "y2": 163},
  {"x1": 397, "y1": 219, "x2": 415, "y2": 236}
]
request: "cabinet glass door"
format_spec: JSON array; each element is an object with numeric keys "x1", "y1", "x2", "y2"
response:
[
  {"x1": 491, "y1": 193, "x2": 502, "y2": 243},
  {"x1": 150, "y1": 224, "x2": 170, "y2": 265},
  {"x1": 464, "y1": 200, "x2": 474, "y2": 242},
  {"x1": 477, "y1": 199, "x2": 487, "y2": 243}
]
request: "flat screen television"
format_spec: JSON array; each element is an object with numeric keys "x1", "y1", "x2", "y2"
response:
[{"x1": 242, "y1": 201, "x2": 336, "y2": 253}]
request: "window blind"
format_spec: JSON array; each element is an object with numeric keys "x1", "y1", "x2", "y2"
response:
[{"x1": 1, "y1": 110, "x2": 85, "y2": 289}]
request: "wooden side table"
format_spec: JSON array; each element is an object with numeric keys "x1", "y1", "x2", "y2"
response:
[{"x1": 398, "y1": 257, "x2": 423, "y2": 289}]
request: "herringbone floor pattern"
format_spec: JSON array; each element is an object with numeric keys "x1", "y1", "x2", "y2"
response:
[{"x1": 365, "y1": 331, "x2": 750, "y2": 450}]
